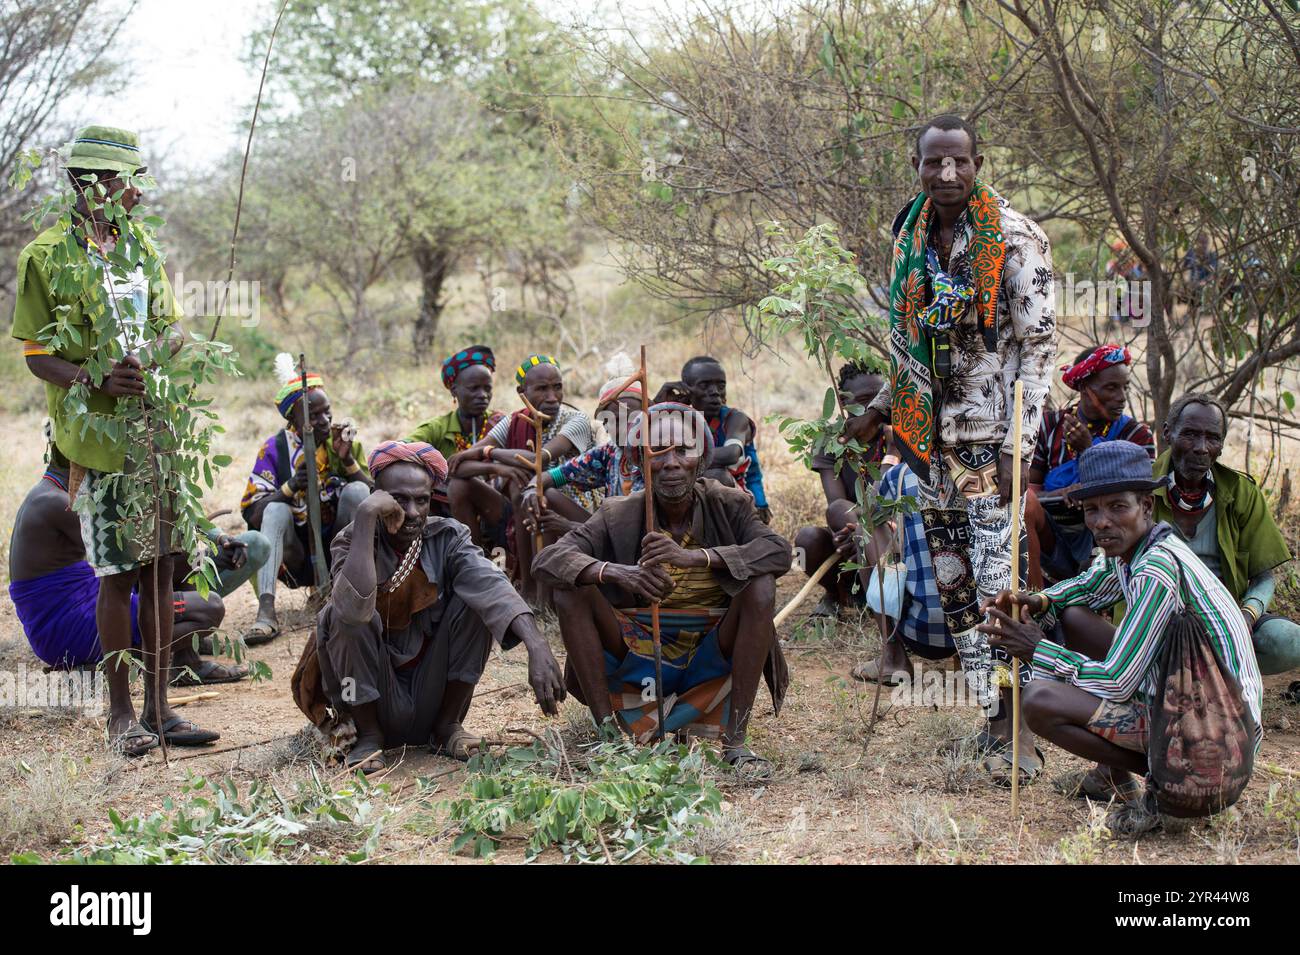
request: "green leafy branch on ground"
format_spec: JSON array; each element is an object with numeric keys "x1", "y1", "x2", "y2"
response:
[
  {"x1": 12, "y1": 770, "x2": 393, "y2": 864},
  {"x1": 436, "y1": 733, "x2": 726, "y2": 863}
]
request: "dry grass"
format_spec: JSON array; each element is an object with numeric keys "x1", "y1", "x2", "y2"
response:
[
  {"x1": 0, "y1": 748, "x2": 118, "y2": 856},
  {"x1": 2, "y1": 252, "x2": 1300, "y2": 864}
]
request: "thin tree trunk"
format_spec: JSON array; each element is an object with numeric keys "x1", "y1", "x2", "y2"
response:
[{"x1": 412, "y1": 237, "x2": 454, "y2": 360}]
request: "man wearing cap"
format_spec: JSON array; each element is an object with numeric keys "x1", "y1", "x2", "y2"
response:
[
  {"x1": 1152, "y1": 393, "x2": 1299, "y2": 691},
  {"x1": 519, "y1": 374, "x2": 646, "y2": 538},
  {"x1": 407, "y1": 345, "x2": 506, "y2": 514},
  {"x1": 309, "y1": 441, "x2": 566, "y2": 774},
  {"x1": 841, "y1": 114, "x2": 1057, "y2": 782},
  {"x1": 533, "y1": 403, "x2": 791, "y2": 776},
  {"x1": 240, "y1": 357, "x2": 372, "y2": 642},
  {"x1": 446, "y1": 354, "x2": 597, "y2": 601},
  {"x1": 1027, "y1": 344, "x2": 1156, "y2": 583},
  {"x1": 10, "y1": 126, "x2": 217, "y2": 756},
  {"x1": 979, "y1": 441, "x2": 1262, "y2": 813}
]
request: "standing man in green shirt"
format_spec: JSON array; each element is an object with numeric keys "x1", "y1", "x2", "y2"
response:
[
  {"x1": 1153, "y1": 393, "x2": 1299, "y2": 690},
  {"x1": 10, "y1": 127, "x2": 217, "y2": 756}
]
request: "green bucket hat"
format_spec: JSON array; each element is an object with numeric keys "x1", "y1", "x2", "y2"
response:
[{"x1": 60, "y1": 125, "x2": 146, "y2": 176}]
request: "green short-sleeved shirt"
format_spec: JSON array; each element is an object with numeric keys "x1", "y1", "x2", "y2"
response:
[
  {"x1": 10, "y1": 226, "x2": 183, "y2": 473},
  {"x1": 1153, "y1": 452, "x2": 1293, "y2": 602},
  {"x1": 406, "y1": 408, "x2": 464, "y2": 460},
  {"x1": 406, "y1": 407, "x2": 504, "y2": 461}
]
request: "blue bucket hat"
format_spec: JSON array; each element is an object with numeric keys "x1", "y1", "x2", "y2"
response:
[{"x1": 1073, "y1": 441, "x2": 1166, "y2": 500}]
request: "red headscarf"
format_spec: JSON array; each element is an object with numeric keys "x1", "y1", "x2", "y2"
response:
[{"x1": 1061, "y1": 344, "x2": 1130, "y2": 391}]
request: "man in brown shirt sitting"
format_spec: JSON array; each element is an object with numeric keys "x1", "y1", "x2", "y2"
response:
[
  {"x1": 533, "y1": 402, "x2": 791, "y2": 777},
  {"x1": 314, "y1": 441, "x2": 565, "y2": 774}
]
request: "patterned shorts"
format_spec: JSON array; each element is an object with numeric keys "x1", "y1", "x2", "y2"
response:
[
  {"x1": 1087, "y1": 698, "x2": 1150, "y2": 754},
  {"x1": 77, "y1": 467, "x2": 180, "y2": 577}
]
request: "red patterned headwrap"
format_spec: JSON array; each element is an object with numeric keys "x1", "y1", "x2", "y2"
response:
[
  {"x1": 1061, "y1": 344, "x2": 1130, "y2": 391},
  {"x1": 367, "y1": 441, "x2": 449, "y2": 484}
]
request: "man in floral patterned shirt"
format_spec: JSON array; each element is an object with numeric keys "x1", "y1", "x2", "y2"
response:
[{"x1": 845, "y1": 114, "x2": 1057, "y2": 783}]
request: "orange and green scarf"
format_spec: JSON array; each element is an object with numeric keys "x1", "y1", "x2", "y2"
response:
[{"x1": 887, "y1": 180, "x2": 1005, "y2": 483}]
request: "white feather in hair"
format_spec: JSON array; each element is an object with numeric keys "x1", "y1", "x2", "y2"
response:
[
  {"x1": 273, "y1": 351, "x2": 298, "y2": 385},
  {"x1": 603, "y1": 350, "x2": 635, "y2": 379}
]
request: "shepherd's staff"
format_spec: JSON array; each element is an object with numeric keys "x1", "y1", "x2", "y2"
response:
[
  {"x1": 636, "y1": 346, "x2": 670, "y2": 742},
  {"x1": 299, "y1": 353, "x2": 329, "y2": 591},
  {"x1": 513, "y1": 394, "x2": 552, "y2": 557},
  {"x1": 1009, "y1": 379, "x2": 1025, "y2": 816},
  {"x1": 602, "y1": 348, "x2": 669, "y2": 741}
]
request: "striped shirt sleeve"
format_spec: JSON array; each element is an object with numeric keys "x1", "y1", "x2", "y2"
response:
[
  {"x1": 1032, "y1": 551, "x2": 1179, "y2": 699},
  {"x1": 485, "y1": 415, "x2": 510, "y2": 446},
  {"x1": 555, "y1": 407, "x2": 595, "y2": 454},
  {"x1": 1040, "y1": 553, "x2": 1124, "y2": 611}
]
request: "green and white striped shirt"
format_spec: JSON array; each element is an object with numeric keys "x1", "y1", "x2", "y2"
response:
[{"x1": 1033, "y1": 523, "x2": 1262, "y2": 745}]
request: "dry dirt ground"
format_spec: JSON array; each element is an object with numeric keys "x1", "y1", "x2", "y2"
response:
[{"x1": 2, "y1": 351, "x2": 1300, "y2": 865}]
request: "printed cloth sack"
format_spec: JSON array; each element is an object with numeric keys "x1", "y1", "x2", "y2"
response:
[{"x1": 1147, "y1": 565, "x2": 1257, "y2": 817}]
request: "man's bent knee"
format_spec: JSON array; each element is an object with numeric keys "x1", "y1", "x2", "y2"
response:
[
  {"x1": 552, "y1": 584, "x2": 599, "y2": 615},
  {"x1": 793, "y1": 525, "x2": 826, "y2": 554},
  {"x1": 737, "y1": 574, "x2": 777, "y2": 610},
  {"x1": 240, "y1": 530, "x2": 272, "y2": 570},
  {"x1": 1021, "y1": 680, "x2": 1059, "y2": 733},
  {"x1": 263, "y1": 500, "x2": 293, "y2": 533}
]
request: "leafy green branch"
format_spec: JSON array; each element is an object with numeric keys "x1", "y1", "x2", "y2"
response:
[
  {"x1": 16, "y1": 156, "x2": 242, "y2": 596},
  {"x1": 14, "y1": 771, "x2": 395, "y2": 864},
  {"x1": 751, "y1": 221, "x2": 909, "y2": 530},
  {"x1": 437, "y1": 734, "x2": 725, "y2": 864}
]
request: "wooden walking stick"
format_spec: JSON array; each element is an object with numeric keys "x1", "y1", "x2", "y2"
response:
[
  {"x1": 514, "y1": 393, "x2": 552, "y2": 557},
  {"x1": 638, "y1": 345, "x2": 667, "y2": 741},
  {"x1": 773, "y1": 554, "x2": 841, "y2": 628},
  {"x1": 602, "y1": 348, "x2": 667, "y2": 740},
  {"x1": 299, "y1": 354, "x2": 329, "y2": 591},
  {"x1": 1009, "y1": 379, "x2": 1025, "y2": 817}
]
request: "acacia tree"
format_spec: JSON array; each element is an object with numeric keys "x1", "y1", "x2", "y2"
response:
[
  {"x1": 243, "y1": 0, "x2": 602, "y2": 358},
  {"x1": 0, "y1": 0, "x2": 133, "y2": 291},
  {"x1": 564, "y1": 0, "x2": 1004, "y2": 353},
  {"x1": 981, "y1": 0, "x2": 1300, "y2": 447}
]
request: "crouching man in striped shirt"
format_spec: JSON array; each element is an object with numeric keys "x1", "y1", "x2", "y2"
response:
[{"x1": 976, "y1": 442, "x2": 1262, "y2": 816}]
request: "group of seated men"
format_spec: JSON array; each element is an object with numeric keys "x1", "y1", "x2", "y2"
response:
[
  {"x1": 791, "y1": 342, "x2": 1297, "y2": 821},
  {"x1": 10, "y1": 343, "x2": 782, "y2": 774},
  {"x1": 10, "y1": 329, "x2": 1297, "y2": 816},
  {"x1": 272, "y1": 347, "x2": 781, "y2": 774}
]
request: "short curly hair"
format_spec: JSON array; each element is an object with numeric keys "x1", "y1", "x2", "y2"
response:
[
  {"x1": 837, "y1": 360, "x2": 884, "y2": 391},
  {"x1": 1165, "y1": 392, "x2": 1227, "y2": 437}
]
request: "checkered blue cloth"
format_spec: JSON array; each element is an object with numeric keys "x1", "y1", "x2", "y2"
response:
[{"x1": 879, "y1": 463, "x2": 952, "y2": 651}]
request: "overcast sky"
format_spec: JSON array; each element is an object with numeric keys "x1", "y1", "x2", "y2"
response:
[{"x1": 70, "y1": 0, "x2": 688, "y2": 175}]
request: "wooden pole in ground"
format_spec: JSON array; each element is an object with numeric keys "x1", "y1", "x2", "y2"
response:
[
  {"x1": 1009, "y1": 379, "x2": 1025, "y2": 817},
  {"x1": 637, "y1": 345, "x2": 667, "y2": 742},
  {"x1": 299, "y1": 354, "x2": 328, "y2": 591}
]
